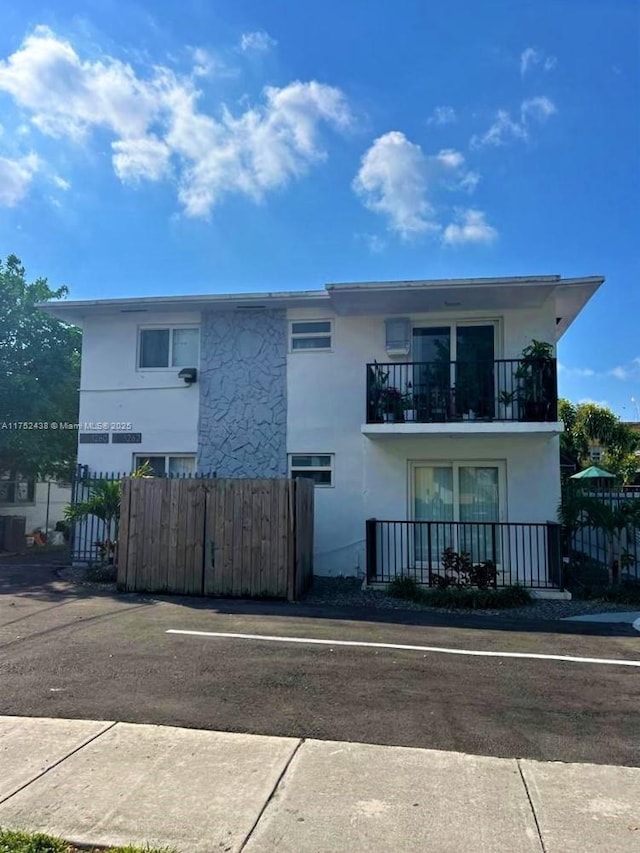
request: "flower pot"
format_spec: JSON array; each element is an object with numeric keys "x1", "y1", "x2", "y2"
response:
[
  {"x1": 383, "y1": 412, "x2": 396, "y2": 423},
  {"x1": 404, "y1": 409, "x2": 417, "y2": 422}
]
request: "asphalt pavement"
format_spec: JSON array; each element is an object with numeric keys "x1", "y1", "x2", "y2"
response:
[{"x1": 1, "y1": 555, "x2": 639, "y2": 766}]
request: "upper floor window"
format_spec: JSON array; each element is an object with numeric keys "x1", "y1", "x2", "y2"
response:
[
  {"x1": 138, "y1": 327, "x2": 199, "y2": 369},
  {"x1": 290, "y1": 320, "x2": 332, "y2": 351}
]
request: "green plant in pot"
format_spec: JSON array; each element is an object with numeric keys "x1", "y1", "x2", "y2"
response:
[
  {"x1": 368, "y1": 360, "x2": 390, "y2": 422},
  {"x1": 380, "y1": 386, "x2": 403, "y2": 421},
  {"x1": 514, "y1": 340, "x2": 555, "y2": 422},
  {"x1": 498, "y1": 388, "x2": 518, "y2": 421}
]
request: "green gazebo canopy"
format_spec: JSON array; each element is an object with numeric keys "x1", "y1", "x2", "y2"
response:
[{"x1": 570, "y1": 465, "x2": 616, "y2": 480}]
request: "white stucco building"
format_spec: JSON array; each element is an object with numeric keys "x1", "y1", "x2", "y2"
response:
[{"x1": 41, "y1": 274, "x2": 603, "y2": 588}]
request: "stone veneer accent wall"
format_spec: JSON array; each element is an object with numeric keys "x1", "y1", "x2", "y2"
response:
[{"x1": 197, "y1": 310, "x2": 287, "y2": 477}]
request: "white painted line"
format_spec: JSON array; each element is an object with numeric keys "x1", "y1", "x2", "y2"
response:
[{"x1": 166, "y1": 629, "x2": 640, "y2": 668}]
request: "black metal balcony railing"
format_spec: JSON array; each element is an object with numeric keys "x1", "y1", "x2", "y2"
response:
[
  {"x1": 366, "y1": 359, "x2": 558, "y2": 424},
  {"x1": 366, "y1": 519, "x2": 563, "y2": 589}
]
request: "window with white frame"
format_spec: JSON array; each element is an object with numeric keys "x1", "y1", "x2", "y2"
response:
[
  {"x1": 133, "y1": 455, "x2": 196, "y2": 477},
  {"x1": 290, "y1": 320, "x2": 332, "y2": 351},
  {"x1": 138, "y1": 327, "x2": 199, "y2": 369},
  {"x1": 289, "y1": 454, "x2": 334, "y2": 486},
  {"x1": 0, "y1": 471, "x2": 35, "y2": 504}
]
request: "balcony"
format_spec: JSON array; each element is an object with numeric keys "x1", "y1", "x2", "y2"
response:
[{"x1": 364, "y1": 359, "x2": 559, "y2": 435}]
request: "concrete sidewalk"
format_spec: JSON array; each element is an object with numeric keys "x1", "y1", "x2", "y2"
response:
[{"x1": 0, "y1": 717, "x2": 638, "y2": 852}]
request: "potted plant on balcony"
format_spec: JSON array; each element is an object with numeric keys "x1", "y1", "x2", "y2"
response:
[
  {"x1": 380, "y1": 386, "x2": 403, "y2": 422},
  {"x1": 514, "y1": 340, "x2": 555, "y2": 422},
  {"x1": 401, "y1": 382, "x2": 418, "y2": 422},
  {"x1": 498, "y1": 389, "x2": 518, "y2": 421}
]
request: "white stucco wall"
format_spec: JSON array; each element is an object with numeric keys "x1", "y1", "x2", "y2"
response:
[
  {"x1": 286, "y1": 304, "x2": 560, "y2": 577},
  {"x1": 0, "y1": 481, "x2": 72, "y2": 533},
  {"x1": 78, "y1": 312, "x2": 201, "y2": 472}
]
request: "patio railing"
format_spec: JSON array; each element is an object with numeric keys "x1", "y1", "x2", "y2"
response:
[
  {"x1": 366, "y1": 359, "x2": 558, "y2": 424},
  {"x1": 366, "y1": 519, "x2": 563, "y2": 589}
]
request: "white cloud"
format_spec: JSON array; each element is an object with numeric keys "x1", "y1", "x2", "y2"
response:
[
  {"x1": 0, "y1": 153, "x2": 40, "y2": 206},
  {"x1": 0, "y1": 26, "x2": 159, "y2": 141},
  {"x1": 239, "y1": 31, "x2": 277, "y2": 54},
  {"x1": 435, "y1": 148, "x2": 465, "y2": 169},
  {"x1": 427, "y1": 105, "x2": 457, "y2": 126},
  {"x1": 51, "y1": 174, "x2": 70, "y2": 190},
  {"x1": 352, "y1": 131, "x2": 436, "y2": 238},
  {"x1": 471, "y1": 96, "x2": 557, "y2": 147},
  {"x1": 0, "y1": 27, "x2": 351, "y2": 216},
  {"x1": 354, "y1": 133, "x2": 489, "y2": 240},
  {"x1": 442, "y1": 208, "x2": 497, "y2": 246},
  {"x1": 520, "y1": 47, "x2": 557, "y2": 75},
  {"x1": 112, "y1": 136, "x2": 173, "y2": 182}
]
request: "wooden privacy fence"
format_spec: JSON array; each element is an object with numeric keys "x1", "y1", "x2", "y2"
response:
[{"x1": 117, "y1": 477, "x2": 314, "y2": 600}]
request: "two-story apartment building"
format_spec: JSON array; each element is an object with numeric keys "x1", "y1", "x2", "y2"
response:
[{"x1": 42, "y1": 274, "x2": 603, "y2": 588}]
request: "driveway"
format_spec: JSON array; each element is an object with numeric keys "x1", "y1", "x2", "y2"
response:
[{"x1": 1, "y1": 554, "x2": 639, "y2": 766}]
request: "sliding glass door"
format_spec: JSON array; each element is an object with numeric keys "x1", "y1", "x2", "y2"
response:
[
  {"x1": 412, "y1": 324, "x2": 496, "y2": 420},
  {"x1": 413, "y1": 463, "x2": 502, "y2": 564}
]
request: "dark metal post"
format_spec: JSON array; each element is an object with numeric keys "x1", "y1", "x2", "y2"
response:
[
  {"x1": 366, "y1": 518, "x2": 377, "y2": 583},
  {"x1": 546, "y1": 521, "x2": 563, "y2": 588}
]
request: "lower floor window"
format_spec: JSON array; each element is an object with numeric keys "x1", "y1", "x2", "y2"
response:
[
  {"x1": 289, "y1": 454, "x2": 333, "y2": 486},
  {"x1": 0, "y1": 471, "x2": 35, "y2": 504},
  {"x1": 134, "y1": 455, "x2": 196, "y2": 477}
]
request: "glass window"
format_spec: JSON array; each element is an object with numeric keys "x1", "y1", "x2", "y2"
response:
[
  {"x1": 0, "y1": 472, "x2": 35, "y2": 504},
  {"x1": 291, "y1": 321, "x2": 332, "y2": 351},
  {"x1": 171, "y1": 328, "x2": 199, "y2": 367},
  {"x1": 139, "y1": 328, "x2": 199, "y2": 368},
  {"x1": 140, "y1": 329, "x2": 170, "y2": 368},
  {"x1": 168, "y1": 456, "x2": 196, "y2": 476},
  {"x1": 289, "y1": 454, "x2": 333, "y2": 486},
  {"x1": 134, "y1": 455, "x2": 196, "y2": 476}
]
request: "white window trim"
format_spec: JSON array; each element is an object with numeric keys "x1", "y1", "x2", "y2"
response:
[
  {"x1": 133, "y1": 454, "x2": 197, "y2": 476},
  {"x1": 289, "y1": 319, "x2": 333, "y2": 353},
  {"x1": 136, "y1": 325, "x2": 200, "y2": 371},
  {"x1": 288, "y1": 453, "x2": 335, "y2": 488},
  {"x1": 408, "y1": 459, "x2": 507, "y2": 523}
]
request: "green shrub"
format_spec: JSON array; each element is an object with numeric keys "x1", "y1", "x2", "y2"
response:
[
  {"x1": 388, "y1": 575, "x2": 422, "y2": 601},
  {"x1": 387, "y1": 578, "x2": 531, "y2": 609},
  {"x1": 572, "y1": 580, "x2": 640, "y2": 605}
]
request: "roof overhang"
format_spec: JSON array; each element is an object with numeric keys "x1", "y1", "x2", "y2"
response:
[
  {"x1": 326, "y1": 275, "x2": 604, "y2": 340},
  {"x1": 37, "y1": 289, "x2": 329, "y2": 326},
  {"x1": 37, "y1": 274, "x2": 604, "y2": 338}
]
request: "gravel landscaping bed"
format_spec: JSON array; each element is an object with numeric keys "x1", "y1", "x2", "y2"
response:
[
  {"x1": 54, "y1": 568, "x2": 637, "y2": 620},
  {"x1": 57, "y1": 565, "x2": 117, "y2": 590},
  {"x1": 302, "y1": 577, "x2": 639, "y2": 620}
]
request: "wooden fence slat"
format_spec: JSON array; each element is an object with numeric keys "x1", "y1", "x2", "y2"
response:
[
  {"x1": 167, "y1": 479, "x2": 180, "y2": 593},
  {"x1": 127, "y1": 479, "x2": 141, "y2": 591},
  {"x1": 117, "y1": 478, "x2": 131, "y2": 588}
]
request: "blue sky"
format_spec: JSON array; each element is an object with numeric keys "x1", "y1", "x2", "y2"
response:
[{"x1": 0, "y1": 1, "x2": 638, "y2": 416}]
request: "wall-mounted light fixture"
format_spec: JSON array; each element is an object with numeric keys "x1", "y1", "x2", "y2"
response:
[{"x1": 178, "y1": 367, "x2": 198, "y2": 385}]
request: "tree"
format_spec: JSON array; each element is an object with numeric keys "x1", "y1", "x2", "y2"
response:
[
  {"x1": 559, "y1": 489, "x2": 640, "y2": 585},
  {"x1": 559, "y1": 400, "x2": 640, "y2": 483},
  {"x1": 0, "y1": 255, "x2": 81, "y2": 480}
]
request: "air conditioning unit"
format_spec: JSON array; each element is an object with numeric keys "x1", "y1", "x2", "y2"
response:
[{"x1": 385, "y1": 317, "x2": 411, "y2": 357}]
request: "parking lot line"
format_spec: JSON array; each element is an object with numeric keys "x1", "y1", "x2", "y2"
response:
[{"x1": 166, "y1": 629, "x2": 640, "y2": 668}]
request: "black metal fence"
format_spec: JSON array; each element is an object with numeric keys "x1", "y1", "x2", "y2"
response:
[
  {"x1": 366, "y1": 519, "x2": 562, "y2": 589},
  {"x1": 69, "y1": 466, "x2": 215, "y2": 564},
  {"x1": 564, "y1": 485, "x2": 640, "y2": 585},
  {"x1": 366, "y1": 359, "x2": 558, "y2": 424}
]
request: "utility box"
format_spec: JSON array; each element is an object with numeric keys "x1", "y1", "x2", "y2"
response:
[{"x1": 0, "y1": 515, "x2": 26, "y2": 552}]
